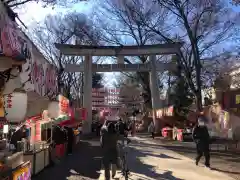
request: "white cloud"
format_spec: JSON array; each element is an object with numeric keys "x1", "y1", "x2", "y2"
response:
[{"x1": 16, "y1": 1, "x2": 93, "y2": 27}]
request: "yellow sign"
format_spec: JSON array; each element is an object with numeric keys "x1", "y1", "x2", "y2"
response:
[
  {"x1": 0, "y1": 96, "x2": 4, "y2": 117},
  {"x1": 236, "y1": 95, "x2": 240, "y2": 104},
  {"x1": 12, "y1": 165, "x2": 31, "y2": 180}
]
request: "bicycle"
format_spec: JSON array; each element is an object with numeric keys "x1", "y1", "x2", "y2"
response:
[{"x1": 117, "y1": 137, "x2": 131, "y2": 180}]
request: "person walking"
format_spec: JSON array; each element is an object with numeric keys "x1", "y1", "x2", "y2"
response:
[
  {"x1": 100, "y1": 122, "x2": 118, "y2": 180},
  {"x1": 66, "y1": 127, "x2": 74, "y2": 155},
  {"x1": 192, "y1": 116, "x2": 211, "y2": 168},
  {"x1": 116, "y1": 119, "x2": 128, "y2": 137},
  {"x1": 148, "y1": 121, "x2": 155, "y2": 139}
]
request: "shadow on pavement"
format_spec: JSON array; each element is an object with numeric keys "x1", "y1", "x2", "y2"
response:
[
  {"x1": 140, "y1": 150, "x2": 181, "y2": 160},
  {"x1": 136, "y1": 136, "x2": 240, "y2": 180},
  {"x1": 211, "y1": 168, "x2": 240, "y2": 175},
  {"x1": 33, "y1": 140, "x2": 102, "y2": 180},
  {"x1": 128, "y1": 142, "x2": 183, "y2": 180}
]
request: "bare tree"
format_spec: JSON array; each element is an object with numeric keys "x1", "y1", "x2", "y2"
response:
[
  {"x1": 95, "y1": 0, "x2": 169, "y2": 109},
  {"x1": 3, "y1": 0, "x2": 88, "y2": 8},
  {"x1": 232, "y1": 0, "x2": 240, "y2": 5},
  {"x1": 139, "y1": 0, "x2": 239, "y2": 111},
  {"x1": 29, "y1": 12, "x2": 102, "y2": 102},
  {"x1": 213, "y1": 55, "x2": 240, "y2": 90},
  {"x1": 201, "y1": 53, "x2": 238, "y2": 90}
]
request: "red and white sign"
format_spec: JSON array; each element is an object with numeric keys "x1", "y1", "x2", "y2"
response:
[
  {"x1": 30, "y1": 61, "x2": 58, "y2": 96},
  {"x1": 0, "y1": 2, "x2": 30, "y2": 62},
  {"x1": 58, "y1": 95, "x2": 69, "y2": 115}
]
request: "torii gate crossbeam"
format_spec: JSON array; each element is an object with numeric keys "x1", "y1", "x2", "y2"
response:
[{"x1": 55, "y1": 43, "x2": 182, "y2": 134}]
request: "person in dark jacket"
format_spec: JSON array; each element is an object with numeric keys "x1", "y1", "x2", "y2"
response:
[
  {"x1": 116, "y1": 119, "x2": 128, "y2": 137},
  {"x1": 52, "y1": 126, "x2": 65, "y2": 159},
  {"x1": 192, "y1": 116, "x2": 211, "y2": 168},
  {"x1": 10, "y1": 128, "x2": 23, "y2": 152},
  {"x1": 66, "y1": 127, "x2": 74, "y2": 155},
  {"x1": 100, "y1": 122, "x2": 118, "y2": 180},
  {"x1": 10, "y1": 126, "x2": 27, "y2": 152}
]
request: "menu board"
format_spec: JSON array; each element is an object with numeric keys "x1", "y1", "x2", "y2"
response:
[{"x1": 12, "y1": 162, "x2": 31, "y2": 180}]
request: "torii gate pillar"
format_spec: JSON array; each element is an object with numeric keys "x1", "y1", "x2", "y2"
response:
[
  {"x1": 82, "y1": 55, "x2": 92, "y2": 134},
  {"x1": 149, "y1": 55, "x2": 160, "y2": 130}
]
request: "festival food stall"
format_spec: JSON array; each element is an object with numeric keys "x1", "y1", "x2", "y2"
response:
[
  {"x1": 23, "y1": 111, "x2": 52, "y2": 175},
  {"x1": 0, "y1": 92, "x2": 31, "y2": 180},
  {"x1": 22, "y1": 95, "x2": 74, "y2": 175}
]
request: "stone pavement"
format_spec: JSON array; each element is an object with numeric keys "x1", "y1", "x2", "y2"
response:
[
  {"x1": 138, "y1": 134, "x2": 240, "y2": 180},
  {"x1": 99, "y1": 136, "x2": 235, "y2": 180},
  {"x1": 33, "y1": 139, "x2": 102, "y2": 180}
]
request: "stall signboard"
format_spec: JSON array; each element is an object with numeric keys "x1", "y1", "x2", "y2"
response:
[
  {"x1": 156, "y1": 106, "x2": 174, "y2": 118},
  {"x1": 0, "y1": 2, "x2": 30, "y2": 63},
  {"x1": 58, "y1": 95, "x2": 69, "y2": 115},
  {"x1": 12, "y1": 163, "x2": 31, "y2": 180},
  {"x1": 30, "y1": 61, "x2": 58, "y2": 97},
  {"x1": 35, "y1": 122, "x2": 41, "y2": 141},
  {"x1": 223, "y1": 90, "x2": 240, "y2": 109}
]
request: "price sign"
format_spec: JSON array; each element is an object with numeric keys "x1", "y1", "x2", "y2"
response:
[
  {"x1": 236, "y1": 94, "x2": 240, "y2": 104},
  {"x1": 12, "y1": 163, "x2": 31, "y2": 180}
]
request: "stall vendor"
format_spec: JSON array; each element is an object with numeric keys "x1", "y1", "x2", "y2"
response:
[
  {"x1": 10, "y1": 126, "x2": 27, "y2": 152},
  {"x1": 52, "y1": 126, "x2": 65, "y2": 159}
]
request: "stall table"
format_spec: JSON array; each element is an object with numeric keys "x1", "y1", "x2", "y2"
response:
[{"x1": 23, "y1": 143, "x2": 50, "y2": 175}]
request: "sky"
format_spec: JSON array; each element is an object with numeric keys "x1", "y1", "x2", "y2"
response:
[
  {"x1": 17, "y1": 1, "x2": 94, "y2": 26},
  {"x1": 17, "y1": 0, "x2": 118, "y2": 87},
  {"x1": 16, "y1": 0, "x2": 240, "y2": 88}
]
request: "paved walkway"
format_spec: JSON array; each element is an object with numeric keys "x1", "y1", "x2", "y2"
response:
[
  {"x1": 138, "y1": 134, "x2": 240, "y2": 180},
  {"x1": 33, "y1": 139, "x2": 102, "y2": 180},
  {"x1": 32, "y1": 136, "x2": 235, "y2": 180},
  {"x1": 99, "y1": 136, "x2": 235, "y2": 180}
]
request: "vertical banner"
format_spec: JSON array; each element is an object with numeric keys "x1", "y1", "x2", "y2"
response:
[
  {"x1": 81, "y1": 108, "x2": 87, "y2": 120},
  {"x1": 58, "y1": 95, "x2": 69, "y2": 115},
  {"x1": 0, "y1": 95, "x2": 4, "y2": 117},
  {"x1": 35, "y1": 122, "x2": 41, "y2": 141}
]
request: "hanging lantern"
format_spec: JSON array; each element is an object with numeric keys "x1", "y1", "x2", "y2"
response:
[
  {"x1": 4, "y1": 92, "x2": 28, "y2": 122},
  {"x1": 42, "y1": 110, "x2": 49, "y2": 121},
  {"x1": 48, "y1": 101, "x2": 59, "y2": 118}
]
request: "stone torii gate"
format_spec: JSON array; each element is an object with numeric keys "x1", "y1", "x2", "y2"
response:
[{"x1": 55, "y1": 43, "x2": 182, "y2": 134}]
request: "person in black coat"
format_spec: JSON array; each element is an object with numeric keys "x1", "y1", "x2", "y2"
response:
[
  {"x1": 192, "y1": 116, "x2": 211, "y2": 168},
  {"x1": 100, "y1": 122, "x2": 118, "y2": 180},
  {"x1": 66, "y1": 127, "x2": 74, "y2": 155}
]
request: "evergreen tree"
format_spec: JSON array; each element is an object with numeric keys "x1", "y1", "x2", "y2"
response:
[
  {"x1": 169, "y1": 56, "x2": 194, "y2": 117},
  {"x1": 169, "y1": 77, "x2": 194, "y2": 117},
  {"x1": 92, "y1": 73, "x2": 103, "y2": 89}
]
